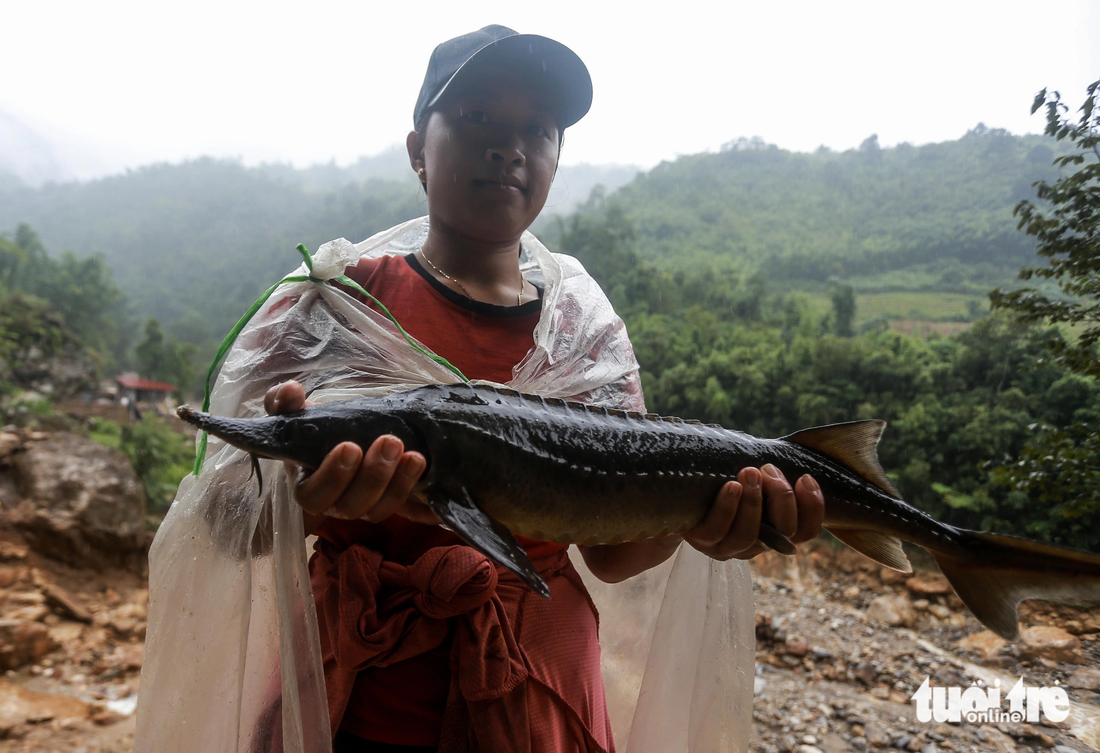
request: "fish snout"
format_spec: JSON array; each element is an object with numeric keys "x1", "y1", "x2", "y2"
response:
[{"x1": 176, "y1": 405, "x2": 207, "y2": 429}]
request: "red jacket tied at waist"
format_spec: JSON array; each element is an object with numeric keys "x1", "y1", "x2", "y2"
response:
[{"x1": 311, "y1": 540, "x2": 614, "y2": 752}]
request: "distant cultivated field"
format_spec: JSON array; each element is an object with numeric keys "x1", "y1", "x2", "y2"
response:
[
  {"x1": 801, "y1": 291, "x2": 987, "y2": 336},
  {"x1": 887, "y1": 320, "x2": 971, "y2": 337},
  {"x1": 857, "y1": 291, "x2": 984, "y2": 320}
]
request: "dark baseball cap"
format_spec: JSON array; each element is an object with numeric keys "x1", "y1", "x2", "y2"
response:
[{"x1": 413, "y1": 25, "x2": 593, "y2": 131}]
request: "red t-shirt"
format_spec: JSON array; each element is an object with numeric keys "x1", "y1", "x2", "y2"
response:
[{"x1": 314, "y1": 253, "x2": 565, "y2": 746}]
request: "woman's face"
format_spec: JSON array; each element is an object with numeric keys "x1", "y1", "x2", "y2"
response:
[{"x1": 409, "y1": 72, "x2": 561, "y2": 245}]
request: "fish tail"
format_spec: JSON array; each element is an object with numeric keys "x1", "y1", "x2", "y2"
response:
[{"x1": 927, "y1": 530, "x2": 1100, "y2": 641}]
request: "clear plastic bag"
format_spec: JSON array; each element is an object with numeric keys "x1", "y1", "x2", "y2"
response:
[{"x1": 135, "y1": 217, "x2": 754, "y2": 753}]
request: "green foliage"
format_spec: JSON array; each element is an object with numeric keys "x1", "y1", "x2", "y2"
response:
[
  {"x1": 4, "y1": 225, "x2": 129, "y2": 371},
  {"x1": 118, "y1": 417, "x2": 194, "y2": 514},
  {"x1": 989, "y1": 422, "x2": 1100, "y2": 547},
  {"x1": 0, "y1": 292, "x2": 98, "y2": 398},
  {"x1": 985, "y1": 81, "x2": 1100, "y2": 547},
  {"x1": 829, "y1": 281, "x2": 856, "y2": 337},
  {"x1": 990, "y1": 79, "x2": 1100, "y2": 379},
  {"x1": 88, "y1": 416, "x2": 121, "y2": 449},
  {"x1": 0, "y1": 236, "x2": 26, "y2": 287}
]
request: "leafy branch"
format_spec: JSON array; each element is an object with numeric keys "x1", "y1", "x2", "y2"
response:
[{"x1": 990, "y1": 79, "x2": 1100, "y2": 377}]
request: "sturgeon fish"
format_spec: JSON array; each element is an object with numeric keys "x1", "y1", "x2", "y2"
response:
[{"x1": 178, "y1": 383, "x2": 1100, "y2": 640}]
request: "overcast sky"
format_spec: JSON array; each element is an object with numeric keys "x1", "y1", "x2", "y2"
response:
[{"x1": 3, "y1": 0, "x2": 1098, "y2": 180}]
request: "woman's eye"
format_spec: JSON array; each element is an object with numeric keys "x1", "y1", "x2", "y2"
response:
[{"x1": 463, "y1": 110, "x2": 489, "y2": 124}]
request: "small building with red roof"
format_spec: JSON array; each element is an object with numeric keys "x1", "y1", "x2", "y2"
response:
[{"x1": 115, "y1": 374, "x2": 178, "y2": 412}]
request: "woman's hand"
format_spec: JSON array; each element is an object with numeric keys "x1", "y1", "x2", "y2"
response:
[
  {"x1": 683, "y1": 465, "x2": 824, "y2": 561},
  {"x1": 263, "y1": 381, "x2": 436, "y2": 535}
]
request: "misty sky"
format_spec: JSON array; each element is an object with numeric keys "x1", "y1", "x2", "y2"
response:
[{"x1": 4, "y1": 0, "x2": 1099, "y2": 180}]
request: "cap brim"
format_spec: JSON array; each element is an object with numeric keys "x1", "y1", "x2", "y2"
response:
[{"x1": 426, "y1": 34, "x2": 592, "y2": 130}]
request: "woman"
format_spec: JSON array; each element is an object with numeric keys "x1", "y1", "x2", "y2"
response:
[{"x1": 264, "y1": 26, "x2": 824, "y2": 753}]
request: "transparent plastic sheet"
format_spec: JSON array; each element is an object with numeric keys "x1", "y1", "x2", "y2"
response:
[
  {"x1": 570, "y1": 547, "x2": 754, "y2": 753},
  {"x1": 135, "y1": 217, "x2": 754, "y2": 752}
]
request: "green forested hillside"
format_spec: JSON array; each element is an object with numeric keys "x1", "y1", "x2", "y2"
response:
[
  {"x1": 0, "y1": 159, "x2": 426, "y2": 337},
  {"x1": 581, "y1": 128, "x2": 1061, "y2": 293},
  {"x1": 0, "y1": 128, "x2": 1071, "y2": 397}
]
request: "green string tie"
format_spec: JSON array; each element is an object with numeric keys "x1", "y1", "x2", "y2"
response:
[{"x1": 191, "y1": 242, "x2": 468, "y2": 475}]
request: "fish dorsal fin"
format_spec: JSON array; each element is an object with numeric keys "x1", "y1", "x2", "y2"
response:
[{"x1": 782, "y1": 420, "x2": 901, "y2": 498}]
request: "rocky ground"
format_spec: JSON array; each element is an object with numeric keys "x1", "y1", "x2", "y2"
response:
[
  {"x1": 0, "y1": 425, "x2": 147, "y2": 752},
  {"x1": 0, "y1": 534, "x2": 144, "y2": 752},
  {"x1": 748, "y1": 546, "x2": 1100, "y2": 753}
]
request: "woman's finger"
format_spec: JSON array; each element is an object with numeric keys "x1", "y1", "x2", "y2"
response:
[
  {"x1": 328, "y1": 436, "x2": 403, "y2": 519},
  {"x1": 292, "y1": 442, "x2": 362, "y2": 516},
  {"x1": 264, "y1": 381, "x2": 306, "y2": 415},
  {"x1": 712, "y1": 466, "x2": 763, "y2": 558},
  {"x1": 684, "y1": 480, "x2": 741, "y2": 549},
  {"x1": 352, "y1": 451, "x2": 426, "y2": 523},
  {"x1": 760, "y1": 464, "x2": 797, "y2": 538},
  {"x1": 791, "y1": 474, "x2": 825, "y2": 544},
  {"x1": 368, "y1": 452, "x2": 428, "y2": 521}
]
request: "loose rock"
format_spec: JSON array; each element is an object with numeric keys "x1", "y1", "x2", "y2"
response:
[
  {"x1": 5, "y1": 433, "x2": 145, "y2": 569},
  {"x1": 865, "y1": 594, "x2": 915, "y2": 628},
  {"x1": 0, "y1": 679, "x2": 90, "y2": 731},
  {"x1": 0, "y1": 432, "x2": 22, "y2": 460},
  {"x1": 0, "y1": 619, "x2": 56, "y2": 670},
  {"x1": 1066, "y1": 666, "x2": 1100, "y2": 691},
  {"x1": 36, "y1": 578, "x2": 92, "y2": 624},
  {"x1": 955, "y1": 630, "x2": 1006, "y2": 660},
  {"x1": 1018, "y1": 625, "x2": 1087, "y2": 665},
  {"x1": 905, "y1": 574, "x2": 951, "y2": 596}
]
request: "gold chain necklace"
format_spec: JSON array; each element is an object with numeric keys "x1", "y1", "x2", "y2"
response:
[{"x1": 420, "y1": 251, "x2": 524, "y2": 307}]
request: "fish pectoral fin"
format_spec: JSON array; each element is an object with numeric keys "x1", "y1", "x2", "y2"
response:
[
  {"x1": 826, "y1": 527, "x2": 912, "y2": 573},
  {"x1": 930, "y1": 530, "x2": 1100, "y2": 641},
  {"x1": 427, "y1": 486, "x2": 550, "y2": 598},
  {"x1": 782, "y1": 420, "x2": 901, "y2": 499}
]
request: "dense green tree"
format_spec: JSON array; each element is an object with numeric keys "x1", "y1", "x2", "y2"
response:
[
  {"x1": 0, "y1": 236, "x2": 25, "y2": 288},
  {"x1": 0, "y1": 293, "x2": 97, "y2": 397},
  {"x1": 986, "y1": 80, "x2": 1100, "y2": 547},
  {"x1": 829, "y1": 281, "x2": 856, "y2": 336},
  {"x1": 8, "y1": 224, "x2": 129, "y2": 368},
  {"x1": 990, "y1": 79, "x2": 1100, "y2": 378},
  {"x1": 136, "y1": 318, "x2": 196, "y2": 398}
]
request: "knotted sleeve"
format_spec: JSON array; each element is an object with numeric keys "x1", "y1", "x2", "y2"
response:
[{"x1": 312, "y1": 542, "x2": 528, "y2": 734}]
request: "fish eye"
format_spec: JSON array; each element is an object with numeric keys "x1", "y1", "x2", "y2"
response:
[{"x1": 301, "y1": 424, "x2": 318, "y2": 438}]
